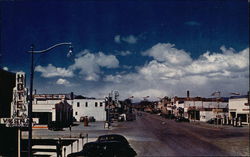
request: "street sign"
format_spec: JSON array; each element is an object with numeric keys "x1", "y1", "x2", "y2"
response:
[
  {"x1": 1, "y1": 117, "x2": 29, "y2": 127},
  {"x1": 1, "y1": 72, "x2": 29, "y2": 127}
]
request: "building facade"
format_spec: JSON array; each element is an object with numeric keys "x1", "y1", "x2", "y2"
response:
[
  {"x1": 172, "y1": 96, "x2": 228, "y2": 121},
  {"x1": 72, "y1": 98, "x2": 106, "y2": 121},
  {"x1": 0, "y1": 69, "x2": 18, "y2": 157},
  {"x1": 229, "y1": 96, "x2": 249, "y2": 125},
  {"x1": 33, "y1": 94, "x2": 106, "y2": 123},
  {"x1": 199, "y1": 108, "x2": 228, "y2": 122},
  {"x1": 33, "y1": 94, "x2": 73, "y2": 125},
  {"x1": 0, "y1": 69, "x2": 15, "y2": 118}
]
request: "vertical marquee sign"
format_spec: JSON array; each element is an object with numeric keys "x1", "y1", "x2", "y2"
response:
[{"x1": 1, "y1": 72, "x2": 29, "y2": 127}]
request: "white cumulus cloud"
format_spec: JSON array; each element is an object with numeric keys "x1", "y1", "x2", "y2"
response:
[
  {"x1": 35, "y1": 64, "x2": 74, "y2": 78},
  {"x1": 186, "y1": 47, "x2": 249, "y2": 75},
  {"x1": 35, "y1": 43, "x2": 249, "y2": 100},
  {"x1": 56, "y1": 78, "x2": 70, "y2": 85},
  {"x1": 142, "y1": 43, "x2": 192, "y2": 65},
  {"x1": 101, "y1": 43, "x2": 249, "y2": 99},
  {"x1": 69, "y1": 50, "x2": 119, "y2": 81}
]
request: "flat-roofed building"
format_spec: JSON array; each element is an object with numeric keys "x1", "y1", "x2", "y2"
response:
[
  {"x1": 229, "y1": 95, "x2": 249, "y2": 125},
  {"x1": 72, "y1": 98, "x2": 106, "y2": 121},
  {"x1": 172, "y1": 96, "x2": 228, "y2": 121},
  {"x1": 33, "y1": 94, "x2": 73, "y2": 125},
  {"x1": 33, "y1": 94, "x2": 106, "y2": 123}
]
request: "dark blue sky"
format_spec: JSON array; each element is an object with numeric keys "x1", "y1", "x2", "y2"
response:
[{"x1": 0, "y1": 0, "x2": 249, "y2": 98}]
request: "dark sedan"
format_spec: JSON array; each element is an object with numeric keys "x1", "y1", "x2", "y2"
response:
[
  {"x1": 67, "y1": 134, "x2": 137, "y2": 157},
  {"x1": 97, "y1": 134, "x2": 129, "y2": 145}
]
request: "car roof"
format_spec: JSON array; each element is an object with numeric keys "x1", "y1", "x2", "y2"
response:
[
  {"x1": 98, "y1": 134, "x2": 125, "y2": 137},
  {"x1": 97, "y1": 134, "x2": 129, "y2": 144}
]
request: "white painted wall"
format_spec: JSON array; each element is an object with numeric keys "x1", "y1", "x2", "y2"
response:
[
  {"x1": 200, "y1": 111, "x2": 228, "y2": 122},
  {"x1": 229, "y1": 97, "x2": 249, "y2": 124},
  {"x1": 72, "y1": 99, "x2": 106, "y2": 121},
  {"x1": 184, "y1": 101, "x2": 228, "y2": 108},
  {"x1": 33, "y1": 99, "x2": 61, "y2": 121},
  {"x1": 200, "y1": 111, "x2": 214, "y2": 122},
  {"x1": 229, "y1": 97, "x2": 248, "y2": 114},
  {"x1": 33, "y1": 98, "x2": 106, "y2": 122}
]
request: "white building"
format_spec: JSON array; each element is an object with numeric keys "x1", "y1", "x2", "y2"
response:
[
  {"x1": 32, "y1": 94, "x2": 72, "y2": 125},
  {"x1": 33, "y1": 94, "x2": 106, "y2": 123},
  {"x1": 183, "y1": 100, "x2": 228, "y2": 109},
  {"x1": 200, "y1": 109, "x2": 228, "y2": 122},
  {"x1": 229, "y1": 96, "x2": 249, "y2": 125},
  {"x1": 172, "y1": 96, "x2": 229, "y2": 121},
  {"x1": 72, "y1": 98, "x2": 106, "y2": 121}
]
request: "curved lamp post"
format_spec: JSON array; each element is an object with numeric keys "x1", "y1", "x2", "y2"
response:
[{"x1": 27, "y1": 42, "x2": 72, "y2": 157}]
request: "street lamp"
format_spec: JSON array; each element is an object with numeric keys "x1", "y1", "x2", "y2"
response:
[{"x1": 27, "y1": 42, "x2": 72, "y2": 157}]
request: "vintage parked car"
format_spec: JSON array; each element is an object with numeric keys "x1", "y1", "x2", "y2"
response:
[
  {"x1": 175, "y1": 117, "x2": 190, "y2": 122},
  {"x1": 67, "y1": 134, "x2": 137, "y2": 157},
  {"x1": 96, "y1": 134, "x2": 129, "y2": 145}
]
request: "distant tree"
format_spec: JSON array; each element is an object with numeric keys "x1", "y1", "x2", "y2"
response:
[{"x1": 124, "y1": 98, "x2": 132, "y2": 106}]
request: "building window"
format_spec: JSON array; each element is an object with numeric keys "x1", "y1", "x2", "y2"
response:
[
  {"x1": 75, "y1": 112, "x2": 78, "y2": 115},
  {"x1": 100, "y1": 102, "x2": 103, "y2": 107},
  {"x1": 95, "y1": 102, "x2": 98, "y2": 107},
  {"x1": 85, "y1": 102, "x2": 88, "y2": 107},
  {"x1": 77, "y1": 102, "x2": 80, "y2": 107}
]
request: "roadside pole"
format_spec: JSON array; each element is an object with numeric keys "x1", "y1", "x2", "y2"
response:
[
  {"x1": 217, "y1": 112, "x2": 219, "y2": 128},
  {"x1": 18, "y1": 128, "x2": 21, "y2": 157}
]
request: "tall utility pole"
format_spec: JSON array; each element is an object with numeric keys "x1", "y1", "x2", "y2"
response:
[
  {"x1": 27, "y1": 44, "x2": 34, "y2": 157},
  {"x1": 27, "y1": 42, "x2": 72, "y2": 157}
]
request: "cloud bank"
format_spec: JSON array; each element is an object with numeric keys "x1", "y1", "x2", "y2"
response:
[
  {"x1": 35, "y1": 43, "x2": 249, "y2": 99},
  {"x1": 35, "y1": 50, "x2": 119, "y2": 81},
  {"x1": 101, "y1": 43, "x2": 249, "y2": 99},
  {"x1": 35, "y1": 64, "x2": 74, "y2": 78}
]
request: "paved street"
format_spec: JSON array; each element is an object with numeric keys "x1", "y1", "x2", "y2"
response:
[
  {"x1": 116, "y1": 112, "x2": 249, "y2": 156},
  {"x1": 23, "y1": 111, "x2": 249, "y2": 156}
]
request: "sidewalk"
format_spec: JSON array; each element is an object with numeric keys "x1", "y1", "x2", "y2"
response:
[
  {"x1": 189, "y1": 121, "x2": 249, "y2": 130},
  {"x1": 22, "y1": 121, "x2": 112, "y2": 139}
]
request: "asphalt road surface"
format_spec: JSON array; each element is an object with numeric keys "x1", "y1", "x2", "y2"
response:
[
  {"x1": 112, "y1": 111, "x2": 249, "y2": 156},
  {"x1": 25, "y1": 111, "x2": 249, "y2": 156}
]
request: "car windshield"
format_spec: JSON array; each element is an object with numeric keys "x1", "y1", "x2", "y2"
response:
[{"x1": 98, "y1": 135, "x2": 129, "y2": 144}]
